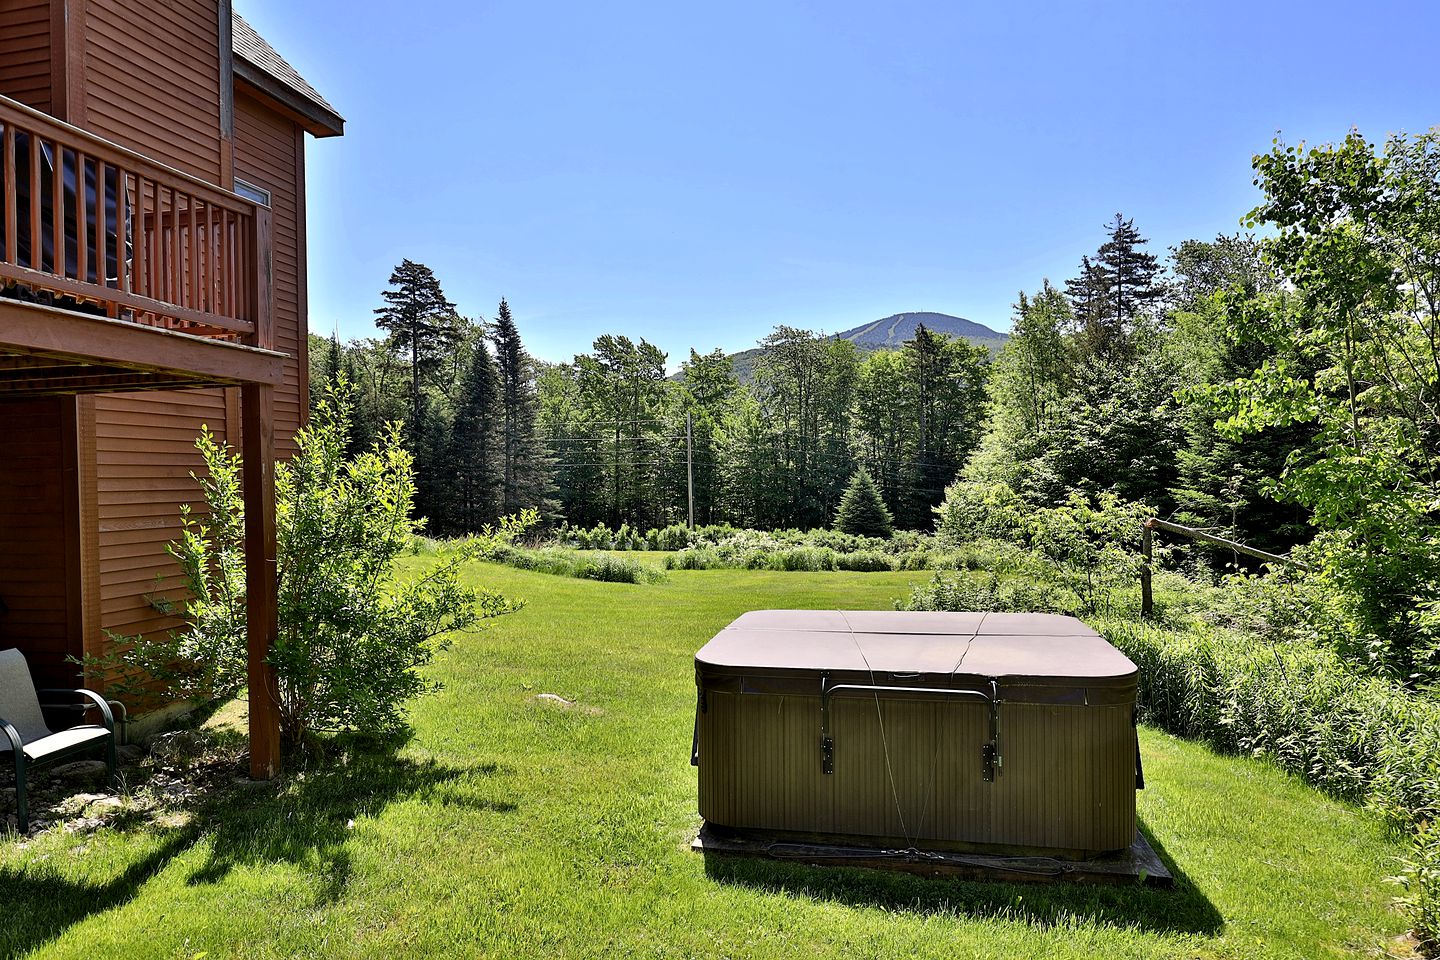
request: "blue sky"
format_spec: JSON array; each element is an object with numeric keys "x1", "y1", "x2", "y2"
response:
[{"x1": 239, "y1": 0, "x2": 1440, "y2": 364}]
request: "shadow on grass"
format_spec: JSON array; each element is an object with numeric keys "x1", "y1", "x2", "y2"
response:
[
  {"x1": 0, "y1": 735, "x2": 517, "y2": 957},
  {"x1": 700, "y1": 816, "x2": 1222, "y2": 938}
]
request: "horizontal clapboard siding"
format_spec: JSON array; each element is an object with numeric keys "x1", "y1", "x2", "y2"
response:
[
  {"x1": 0, "y1": 399, "x2": 81, "y2": 687},
  {"x1": 93, "y1": 389, "x2": 230, "y2": 641},
  {"x1": 0, "y1": 0, "x2": 52, "y2": 113},
  {"x1": 235, "y1": 93, "x2": 305, "y2": 452},
  {"x1": 80, "y1": 0, "x2": 222, "y2": 182}
]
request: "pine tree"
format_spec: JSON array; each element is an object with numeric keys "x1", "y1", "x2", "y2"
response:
[
  {"x1": 409, "y1": 397, "x2": 452, "y2": 531},
  {"x1": 834, "y1": 467, "x2": 894, "y2": 538},
  {"x1": 373, "y1": 260, "x2": 461, "y2": 428},
  {"x1": 1066, "y1": 215, "x2": 1165, "y2": 363},
  {"x1": 1094, "y1": 213, "x2": 1164, "y2": 328},
  {"x1": 492, "y1": 299, "x2": 556, "y2": 517},
  {"x1": 322, "y1": 331, "x2": 342, "y2": 392},
  {"x1": 448, "y1": 339, "x2": 504, "y2": 531}
]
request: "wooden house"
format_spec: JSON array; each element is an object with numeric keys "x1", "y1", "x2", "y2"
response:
[{"x1": 0, "y1": 1, "x2": 343, "y2": 776}]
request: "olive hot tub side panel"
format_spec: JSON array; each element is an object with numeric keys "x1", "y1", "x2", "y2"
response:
[{"x1": 696, "y1": 686, "x2": 1136, "y2": 856}]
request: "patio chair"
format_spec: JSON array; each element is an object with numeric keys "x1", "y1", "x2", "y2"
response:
[{"x1": 0, "y1": 648, "x2": 117, "y2": 833}]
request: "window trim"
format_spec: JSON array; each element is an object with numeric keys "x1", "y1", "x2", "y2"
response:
[{"x1": 233, "y1": 178, "x2": 271, "y2": 207}]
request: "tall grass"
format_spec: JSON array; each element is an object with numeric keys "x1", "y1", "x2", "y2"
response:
[{"x1": 479, "y1": 544, "x2": 666, "y2": 585}]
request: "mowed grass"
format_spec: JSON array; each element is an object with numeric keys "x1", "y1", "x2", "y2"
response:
[{"x1": 0, "y1": 559, "x2": 1410, "y2": 959}]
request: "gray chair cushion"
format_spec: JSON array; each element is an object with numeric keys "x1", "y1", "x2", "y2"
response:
[
  {"x1": 23, "y1": 726, "x2": 110, "y2": 763},
  {"x1": 0, "y1": 648, "x2": 52, "y2": 746}
]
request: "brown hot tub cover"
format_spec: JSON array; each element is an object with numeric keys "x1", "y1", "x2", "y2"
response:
[{"x1": 694, "y1": 610, "x2": 1140, "y2": 856}]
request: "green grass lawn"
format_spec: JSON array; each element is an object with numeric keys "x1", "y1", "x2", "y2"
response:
[{"x1": 0, "y1": 560, "x2": 1411, "y2": 959}]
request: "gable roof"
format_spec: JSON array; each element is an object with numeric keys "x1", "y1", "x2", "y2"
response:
[{"x1": 232, "y1": 13, "x2": 344, "y2": 138}]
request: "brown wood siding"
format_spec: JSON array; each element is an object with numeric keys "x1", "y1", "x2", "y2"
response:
[
  {"x1": 234, "y1": 92, "x2": 304, "y2": 451},
  {"x1": 77, "y1": 0, "x2": 223, "y2": 182},
  {"x1": 92, "y1": 389, "x2": 229, "y2": 643},
  {"x1": 0, "y1": 0, "x2": 53, "y2": 113},
  {"x1": 89, "y1": 91, "x2": 311, "y2": 651},
  {"x1": 0, "y1": 398, "x2": 82, "y2": 687}
]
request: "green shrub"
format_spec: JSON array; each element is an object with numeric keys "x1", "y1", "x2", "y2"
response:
[
  {"x1": 1090, "y1": 613, "x2": 1440, "y2": 942},
  {"x1": 646, "y1": 523, "x2": 694, "y2": 551},
  {"x1": 1391, "y1": 821, "x2": 1440, "y2": 953},
  {"x1": 664, "y1": 548, "x2": 719, "y2": 570},
  {"x1": 833, "y1": 468, "x2": 894, "y2": 538},
  {"x1": 934, "y1": 479, "x2": 1026, "y2": 545},
  {"x1": 88, "y1": 384, "x2": 517, "y2": 745},
  {"x1": 899, "y1": 571, "x2": 1068, "y2": 614},
  {"x1": 834, "y1": 551, "x2": 895, "y2": 572},
  {"x1": 586, "y1": 552, "x2": 662, "y2": 583},
  {"x1": 1026, "y1": 492, "x2": 1152, "y2": 617}
]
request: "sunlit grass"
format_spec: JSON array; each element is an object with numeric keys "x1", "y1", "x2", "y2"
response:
[{"x1": 0, "y1": 557, "x2": 1408, "y2": 958}]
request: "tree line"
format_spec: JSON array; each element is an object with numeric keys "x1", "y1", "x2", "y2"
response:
[
  {"x1": 313, "y1": 219, "x2": 1308, "y2": 547},
  {"x1": 312, "y1": 274, "x2": 991, "y2": 533},
  {"x1": 310, "y1": 260, "x2": 553, "y2": 534},
  {"x1": 313, "y1": 126, "x2": 1440, "y2": 685},
  {"x1": 309, "y1": 222, "x2": 1304, "y2": 551}
]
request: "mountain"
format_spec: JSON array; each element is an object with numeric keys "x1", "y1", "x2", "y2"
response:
[
  {"x1": 836, "y1": 312, "x2": 1008, "y2": 350},
  {"x1": 709, "y1": 312, "x2": 1007, "y2": 384}
]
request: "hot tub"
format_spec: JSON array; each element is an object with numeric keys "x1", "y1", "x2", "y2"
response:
[{"x1": 693, "y1": 610, "x2": 1140, "y2": 857}]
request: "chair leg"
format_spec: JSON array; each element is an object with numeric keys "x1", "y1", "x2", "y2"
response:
[
  {"x1": 106, "y1": 736, "x2": 117, "y2": 790},
  {"x1": 13, "y1": 754, "x2": 26, "y2": 835}
]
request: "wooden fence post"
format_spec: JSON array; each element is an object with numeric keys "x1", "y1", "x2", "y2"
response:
[{"x1": 1140, "y1": 520, "x2": 1154, "y2": 619}]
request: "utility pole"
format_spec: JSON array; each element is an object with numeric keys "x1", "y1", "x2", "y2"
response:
[{"x1": 686, "y1": 411, "x2": 695, "y2": 530}]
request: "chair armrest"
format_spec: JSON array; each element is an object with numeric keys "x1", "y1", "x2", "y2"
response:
[
  {"x1": 0, "y1": 716, "x2": 24, "y2": 755},
  {"x1": 38, "y1": 688, "x2": 115, "y2": 732}
]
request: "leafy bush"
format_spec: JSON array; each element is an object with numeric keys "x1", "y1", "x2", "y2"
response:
[
  {"x1": 587, "y1": 552, "x2": 660, "y2": 583},
  {"x1": 1391, "y1": 821, "x2": 1440, "y2": 953},
  {"x1": 605, "y1": 525, "x2": 948, "y2": 573},
  {"x1": 1025, "y1": 492, "x2": 1152, "y2": 617},
  {"x1": 834, "y1": 551, "x2": 895, "y2": 572},
  {"x1": 90, "y1": 385, "x2": 516, "y2": 745},
  {"x1": 934, "y1": 479, "x2": 1026, "y2": 545},
  {"x1": 1094, "y1": 614, "x2": 1440, "y2": 945},
  {"x1": 899, "y1": 571, "x2": 1069, "y2": 615}
]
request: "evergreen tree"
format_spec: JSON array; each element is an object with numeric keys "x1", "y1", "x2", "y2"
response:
[
  {"x1": 447, "y1": 339, "x2": 504, "y2": 531},
  {"x1": 1094, "y1": 213, "x2": 1164, "y2": 327},
  {"x1": 409, "y1": 397, "x2": 452, "y2": 530},
  {"x1": 834, "y1": 467, "x2": 894, "y2": 538},
  {"x1": 373, "y1": 260, "x2": 461, "y2": 428},
  {"x1": 492, "y1": 299, "x2": 556, "y2": 518},
  {"x1": 1066, "y1": 215, "x2": 1164, "y2": 363}
]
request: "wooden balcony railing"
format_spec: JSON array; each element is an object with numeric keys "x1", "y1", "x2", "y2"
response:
[{"x1": 0, "y1": 94, "x2": 271, "y2": 347}]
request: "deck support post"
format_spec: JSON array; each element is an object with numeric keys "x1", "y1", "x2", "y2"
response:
[{"x1": 242, "y1": 382, "x2": 280, "y2": 779}]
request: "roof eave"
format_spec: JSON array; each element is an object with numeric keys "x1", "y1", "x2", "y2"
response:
[{"x1": 234, "y1": 57, "x2": 345, "y2": 138}]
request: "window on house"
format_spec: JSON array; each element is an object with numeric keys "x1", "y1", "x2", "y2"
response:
[{"x1": 234, "y1": 179, "x2": 271, "y2": 206}]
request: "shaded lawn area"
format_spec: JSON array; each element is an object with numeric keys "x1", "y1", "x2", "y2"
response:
[{"x1": 0, "y1": 560, "x2": 1409, "y2": 959}]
